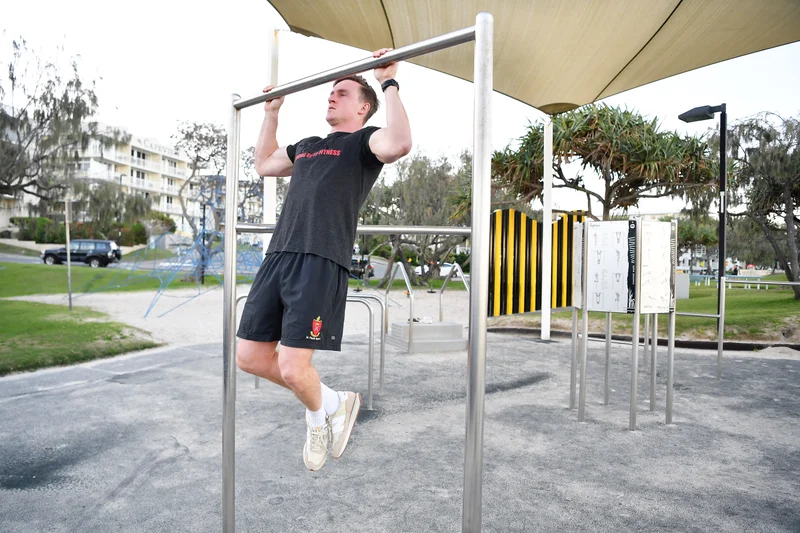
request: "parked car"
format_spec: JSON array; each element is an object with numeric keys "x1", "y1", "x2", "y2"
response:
[
  {"x1": 41, "y1": 239, "x2": 122, "y2": 268},
  {"x1": 350, "y1": 257, "x2": 374, "y2": 279}
]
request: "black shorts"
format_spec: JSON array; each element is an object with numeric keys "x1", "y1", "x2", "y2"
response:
[{"x1": 237, "y1": 252, "x2": 349, "y2": 351}]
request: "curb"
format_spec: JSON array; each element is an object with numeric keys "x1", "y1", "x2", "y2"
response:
[{"x1": 487, "y1": 327, "x2": 800, "y2": 352}]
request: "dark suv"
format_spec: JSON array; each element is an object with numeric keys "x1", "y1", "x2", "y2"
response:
[{"x1": 41, "y1": 239, "x2": 122, "y2": 268}]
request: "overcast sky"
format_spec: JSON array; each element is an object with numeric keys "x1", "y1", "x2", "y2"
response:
[{"x1": 3, "y1": 0, "x2": 799, "y2": 216}]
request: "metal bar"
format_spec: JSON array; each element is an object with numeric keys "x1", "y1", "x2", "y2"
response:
[
  {"x1": 630, "y1": 220, "x2": 642, "y2": 431},
  {"x1": 348, "y1": 293, "x2": 385, "y2": 397},
  {"x1": 650, "y1": 314, "x2": 658, "y2": 411},
  {"x1": 578, "y1": 222, "x2": 589, "y2": 422},
  {"x1": 643, "y1": 314, "x2": 650, "y2": 373},
  {"x1": 234, "y1": 26, "x2": 477, "y2": 110},
  {"x1": 541, "y1": 119, "x2": 553, "y2": 340},
  {"x1": 569, "y1": 308, "x2": 578, "y2": 410},
  {"x1": 604, "y1": 313, "x2": 611, "y2": 405},
  {"x1": 462, "y1": 12, "x2": 492, "y2": 533},
  {"x1": 717, "y1": 277, "x2": 726, "y2": 379},
  {"x1": 439, "y1": 263, "x2": 471, "y2": 322},
  {"x1": 666, "y1": 309, "x2": 676, "y2": 424},
  {"x1": 262, "y1": 28, "x2": 280, "y2": 254},
  {"x1": 346, "y1": 298, "x2": 375, "y2": 410},
  {"x1": 675, "y1": 311, "x2": 720, "y2": 318},
  {"x1": 222, "y1": 94, "x2": 241, "y2": 533},
  {"x1": 385, "y1": 262, "x2": 415, "y2": 353},
  {"x1": 726, "y1": 279, "x2": 800, "y2": 286},
  {"x1": 65, "y1": 200, "x2": 73, "y2": 311},
  {"x1": 236, "y1": 222, "x2": 471, "y2": 236}
]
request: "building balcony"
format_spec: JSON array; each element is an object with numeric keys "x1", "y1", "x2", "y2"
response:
[
  {"x1": 130, "y1": 157, "x2": 162, "y2": 172},
  {"x1": 75, "y1": 170, "x2": 126, "y2": 183},
  {"x1": 161, "y1": 185, "x2": 181, "y2": 195},
  {"x1": 127, "y1": 177, "x2": 158, "y2": 192},
  {"x1": 159, "y1": 203, "x2": 184, "y2": 216},
  {"x1": 162, "y1": 165, "x2": 187, "y2": 178}
]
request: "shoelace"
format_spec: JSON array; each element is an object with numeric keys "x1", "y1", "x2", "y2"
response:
[{"x1": 309, "y1": 426, "x2": 327, "y2": 453}]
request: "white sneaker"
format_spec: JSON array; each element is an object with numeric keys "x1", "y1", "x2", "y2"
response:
[
  {"x1": 328, "y1": 391, "x2": 361, "y2": 459},
  {"x1": 303, "y1": 411, "x2": 329, "y2": 471}
]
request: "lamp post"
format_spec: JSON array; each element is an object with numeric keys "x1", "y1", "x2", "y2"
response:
[{"x1": 678, "y1": 104, "x2": 727, "y2": 378}]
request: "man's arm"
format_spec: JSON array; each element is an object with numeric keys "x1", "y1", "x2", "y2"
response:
[
  {"x1": 368, "y1": 49, "x2": 412, "y2": 164},
  {"x1": 255, "y1": 85, "x2": 294, "y2": 177}
]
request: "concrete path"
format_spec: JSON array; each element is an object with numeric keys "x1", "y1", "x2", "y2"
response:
[{"x1": 1, "y1": 333, "x2": 798, "y2": 532}]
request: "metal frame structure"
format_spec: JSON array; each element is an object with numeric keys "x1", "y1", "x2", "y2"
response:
[
  {"x1": 439, "y1": 262, "x2": 471, "y2": 322},
  {"x1": 221, "y1": 13, "x2": 493, "y2": 533}
]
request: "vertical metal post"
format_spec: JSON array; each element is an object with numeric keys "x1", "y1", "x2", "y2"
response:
[
  {"x1": 716, "y1": 106, "x2": 727, "y2": 379},
  {"x1": 262, "y1": 28, "x2": 279, "y2": 254},
  {"x1": 578, "y1": 222, "x2": 590, "y2": 422},
  {"x1": 643, "y1": 314, "x2": 650, "y2": 373},
  {"x1": 222, "y1": 94, "x2": 241, "y2": 533},
  {"x1": 462, "y1": 12, "x2": 492, "y2": 533},
  {"x1": 569, "y1": 308, "x2": 578, "y2": 409},
  {"x1": 650, "y1": 313, "x2": 658, "y2": 411},
  {"x1": 541, "y1": 119, "x2": 554, "y2": 340},
  {"x1": 604, "y1": 313, "x2": 611, "y2": 405},
  {"x1": 629, "y1": 220, "x2": 642, "y2": 431},
  {"x1": 65, "y1": 199, "x2": 73, "y2": 311},
  {"x1": 666, "y1": 309, "x2": 676, "y2": 424},
  {"x1": 717, "y1": 279, "x2": 726, "y2": 379}
]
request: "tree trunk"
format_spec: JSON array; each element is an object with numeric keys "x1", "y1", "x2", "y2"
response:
[
  {"x1": 377, "y1": 237, "x2": 400, "y2": 289},
  {"x1": 780, "y1": 186, "x2": 800, "y2": 299},
  {"x1": 753, "y1": 214, "x2": 800, "y2": 300}
]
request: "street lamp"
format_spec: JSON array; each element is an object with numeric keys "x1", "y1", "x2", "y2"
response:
[{"x1": 679, "y1": 103, "x2": 727, "y2": 378}]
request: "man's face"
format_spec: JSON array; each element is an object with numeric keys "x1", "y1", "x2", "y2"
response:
[{"x1": 326, "y1": 80, "x2": 367, "y2": 126}]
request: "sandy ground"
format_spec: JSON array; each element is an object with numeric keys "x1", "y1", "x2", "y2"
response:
[{"x1": 11, "y1": 285, "x2": 471, "y2": 347}]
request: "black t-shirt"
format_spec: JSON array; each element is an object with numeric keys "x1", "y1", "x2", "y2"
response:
[{"x1": 266, "y1": 126, "x2": 384, "y2": 269}]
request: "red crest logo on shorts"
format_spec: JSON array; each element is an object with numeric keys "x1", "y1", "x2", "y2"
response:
[{"x1": 310, "y1": 316, "x2": 323, "y2": 338}]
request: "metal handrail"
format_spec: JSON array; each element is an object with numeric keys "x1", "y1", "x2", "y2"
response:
[
  {"x1": 235, "y1": 222, "x2": 471, "y2": 236},
  {"x1": 439, "y1": 262, "x2": 470, "y2": 322},
  {"x1": 385, "y1": 262, "x2": 415, "y2": 353},
  {"x1": 727, "y1": 279, "x2": 800, "y2": 286},
  {"x1": 347, "y1": 292, "x2": 387, "y2": 395},
  {"x1": 345, "y1": 297, "x2": 375, "y2": 410}
]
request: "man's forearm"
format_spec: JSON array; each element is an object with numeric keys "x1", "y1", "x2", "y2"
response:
[
  {"x1": 381, "y1": 87, "x2": 412, "y2": 151},
  {"x1": 255, "y1": 111, "x2": 280, "y2": 168}
]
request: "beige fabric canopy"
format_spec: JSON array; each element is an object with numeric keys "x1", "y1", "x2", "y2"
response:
[{"x1": 267, "y1": 0, "x2": 800, "y2": 114}]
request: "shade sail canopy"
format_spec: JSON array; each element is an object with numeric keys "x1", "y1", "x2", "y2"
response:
[{"x1": 267, "y1": 0, "x2": 800, "y2": 114}]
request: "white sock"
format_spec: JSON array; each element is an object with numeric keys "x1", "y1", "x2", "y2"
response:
[
  {"x1": 307, "y1": 407, "x2": 327, "y2": 428},
  {"x1": 320, "y1": 382, "x2": 341, "y2": 415}
]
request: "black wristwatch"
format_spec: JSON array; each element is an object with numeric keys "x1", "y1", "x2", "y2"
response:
[{"x1": 381, "y1": 79, "x2": 399, "y2": 92}]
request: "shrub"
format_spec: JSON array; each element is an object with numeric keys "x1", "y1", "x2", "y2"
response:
[
  {"x1": 149, "y1": 212, "x2": 177, "y2": 233},
  {"x1": 0, "y1": 230, "x2": 11, "y2": 238},
  {"x1": 132, "y1": 223, "x2": 147, "y2": 245}
]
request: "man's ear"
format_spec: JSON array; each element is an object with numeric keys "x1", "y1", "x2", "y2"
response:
[{"x1": 359, "y1": 101, "x2": 371, "y2": 118}]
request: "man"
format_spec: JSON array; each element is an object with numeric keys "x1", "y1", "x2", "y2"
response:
[{"x1": 236, "y1": 48, "x2": 412, "y2": 471}]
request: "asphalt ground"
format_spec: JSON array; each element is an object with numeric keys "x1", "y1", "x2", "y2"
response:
[{"x1": 1, "y1": 334, "x2": 798, "y2": 532}]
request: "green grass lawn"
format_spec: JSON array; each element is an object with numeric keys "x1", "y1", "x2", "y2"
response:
[
  {"x1": 490, "y1": 285, "x2": 800, "y2": 342},
  {"x1": 120, "y1": 247, "x2": 176, "y2": 262},
  {"x1": 0, "y1": 262, "x2": 250, "y2": 298},
  {"x1": 0, "y1": 242, "x2": 38, "y2": 256},
  {"x1": 0, "y1": 300, "x2": 160, "y2": 376}
]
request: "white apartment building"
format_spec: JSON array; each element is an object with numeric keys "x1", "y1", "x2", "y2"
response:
[{"x1": 77, "y1": 125, "x2": 201, "y2": 236}]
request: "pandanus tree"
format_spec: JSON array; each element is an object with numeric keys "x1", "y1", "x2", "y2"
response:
[{"x1": 491, "y1": 105, "x2": 717, "y2": 220}]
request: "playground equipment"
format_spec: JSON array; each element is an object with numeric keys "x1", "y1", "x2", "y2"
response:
[{"x1": 221, "y1": 14, "x2": 492, "y2": 533}]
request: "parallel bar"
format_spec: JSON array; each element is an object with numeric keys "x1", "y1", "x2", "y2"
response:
[
  {"x1": 234, "y1": 26, "x2": 476, "y2": 110},
  {"x1": 349, "y1": 293, "x2": 386, "y2": 396},
  {"x1": 222, "y1": 94, "x2": 242, "y2": 533},
  {"x1": 643, "y1": 314, "x2": 650, "y2": 373},
  {"x1": 650, "y1": 314, "x2": 658, "y2": 411},
  {"x1": 577, "y1": 222, "x2": 589, "y2": 422},
  {"x1": 440, "y1": 263, "x2": 471, "y2": 322},
  {"x1": 462, "y1": 12, "x2": 492, "y2": 533},
  {"x1": 604, "y1": 313, "x2": 611, "y2": 405},
  {"x1": 346, "y1": 298, "x2": 375, "y2": 410},
  {"x1": 569, "y1": 308, "x2": 578, "y2": 410},
  {"x1": 236, "y1": 222, "x2": 471, "y2": 236}
]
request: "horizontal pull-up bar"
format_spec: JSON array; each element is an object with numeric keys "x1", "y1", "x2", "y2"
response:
[
  {"x1": 235, "y1": 222, "x2": 471, "y2": 236},
  {"x1": 233, "y1": 26, "x2": 477, "y2": 110}
]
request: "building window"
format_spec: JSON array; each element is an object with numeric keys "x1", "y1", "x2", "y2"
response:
[
  {"x1": 166, "y1": 197, "x2": 173, "y2": 205},
  {"x1": 168, "y1": 178, "x2": 174, "y2": 187}
]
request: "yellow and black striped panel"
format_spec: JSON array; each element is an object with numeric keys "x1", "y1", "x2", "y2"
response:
[{"x1": 488, "y1": 210, "x2": 584, "y2": 316}]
